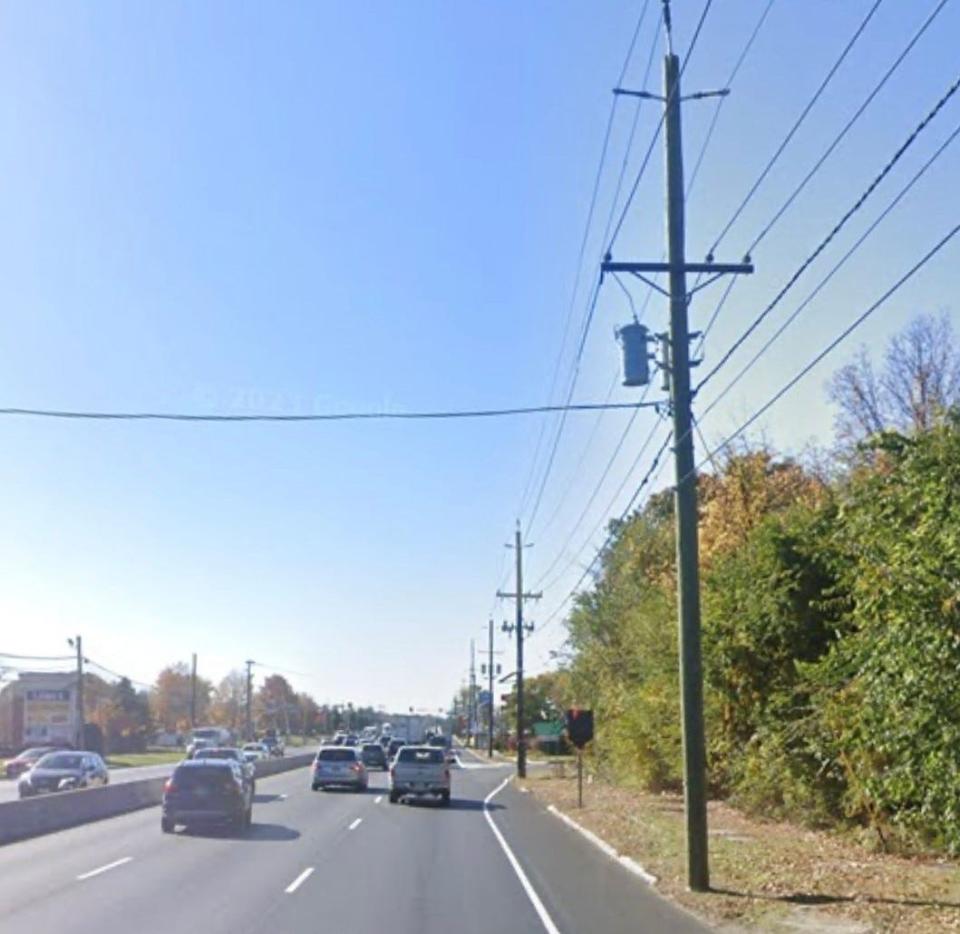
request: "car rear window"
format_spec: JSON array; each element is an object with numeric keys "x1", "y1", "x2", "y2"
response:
[
  {"x1": 196, "y1": 749, "x2": 236, "y2": 760},
  {"x1": 362, "y1": 744, "x2": 382, "y2": 753},
  {"x1": 397, "y1": 748, "x2": 444, "y2": 764},
  {"x1": 173, "y1": 765, "x2": 235, "y2": 788},
  {"x1": 317, "y1": 748, "x2": 356, "y2": 762}
]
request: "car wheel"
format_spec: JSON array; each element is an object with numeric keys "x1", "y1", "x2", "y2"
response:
[
  {"x1": 161, "y1": 817, "x2": 175, "y2": 833},
  {"x1": 440, "y1": 790, "x2": 451, "y2": 806},
  {"x1": 311, "y1": 783, "x2": 320, "y2": 791},
  {"x1": 389, "y1": 791, "x2": 400, "y2": 804},
  {"x1": 244, "y1": 806, "x2": 253, "y2": 828}
]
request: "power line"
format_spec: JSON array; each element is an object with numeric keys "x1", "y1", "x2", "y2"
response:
[
  {"x1": 685, "y1": 0, "x2": 779, "y2": 199},
  {"x1": 538, "y1": 417, "x2": 668, "y2": 596},
  {"x1": 84, "y1": 658, "x2": 152, "y2": 691},
  {"x1": 746, "y1": 0, "x2": 952, "y2": 255},
  {"x1": 0, "y1": 400, "x2": 660, "y2": 424},
  {"x1": 0, "y1": 651, "x2": 75, "y2": 661},
  {"x1": 521, "y1": 17, "x2": 663, "y2": 535},
  {"x1": 533, "y1": 370, "x2": 621, "y2": 540},
  {"x1": 707, "y1": 0, "x2": 885, "y2": 256},
  {"x1": 516, "y1": 0, "x2": 653, "y2": 520},
  {"x1": 699, "y1": 119, "x2": 960, "y2": 424},
  {"x1": 533, "y1": 397, "x2": 657, "y2": 589},
  {"x1": 696, "y1": 71, "x2": 960, "y2": 395},
  {"x1": 696, "y1": 221, "x2": 960, "y2": 474},
  {"x1": 533, "y1": 430, "x2": 673, "y2": 639},
  {"x1": 607, "y1": 0, "x2": 716, "y2": 250}
]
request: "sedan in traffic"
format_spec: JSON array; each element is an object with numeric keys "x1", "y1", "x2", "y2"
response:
[
  {"x1": 5, "y1": 746, "x2": 58, "y2": 779},
  {"x1": 18, "y1": 751, "x2": 109, "y2": 798},
  {"x1": 161, "y1": 760, "x2": 253, "y2": 834}
]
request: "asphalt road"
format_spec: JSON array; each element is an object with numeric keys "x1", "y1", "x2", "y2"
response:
[{"x1": 0, "y1": 753, "x2": 705, "y2": 933}]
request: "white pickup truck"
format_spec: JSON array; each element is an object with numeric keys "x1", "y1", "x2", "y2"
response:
[{"x1": 389, "y1": 746, "x2": 451, "y2": 805}]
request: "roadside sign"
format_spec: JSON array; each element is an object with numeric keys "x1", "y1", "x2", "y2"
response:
[
  {"x1": 565, "y1": 708, "x2": 594, "y2": 749},
  {"x1": 478, "y1": 690, "x2": 492, "y2": 706}
]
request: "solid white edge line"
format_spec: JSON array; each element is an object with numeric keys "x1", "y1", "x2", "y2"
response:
[
  {"x1": 374, "y1": 795, "x2": 383, "y2": 804},
  {"x1": 349, "y1": 817, "x2": 362, "y2": 830},
  {"x1": 546, "y1": 804, "x2": 657, "y2": 885},
  {"x1": 484, "y1": 778, "x2": 562, "y2": 934},
  {"x1": 285, "y1": 867, "x2": 315, "y2": 894},
  {"x1": 76, "y1": 857, "x2": 133, "y2": 881}
]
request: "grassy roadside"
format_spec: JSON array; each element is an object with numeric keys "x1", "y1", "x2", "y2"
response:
[
  {"x1": 106, "y1": 751, "x2": 184, "y2": 769},
  {"x1": 522, "y1": 769, "x2": 960, "y2": 932}
]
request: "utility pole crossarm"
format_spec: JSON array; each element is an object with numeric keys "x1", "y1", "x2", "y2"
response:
[{"x1": 601, "y1": 260, "x2": 753, "y2": 275}]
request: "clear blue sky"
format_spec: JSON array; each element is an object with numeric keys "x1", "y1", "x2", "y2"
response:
[{"x1": 0, "y1": 1, "x2": 957, "y2": 710}]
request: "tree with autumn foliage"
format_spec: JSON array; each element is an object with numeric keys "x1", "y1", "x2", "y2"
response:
[{"x1": 149, "y1": 662, "x2": 211, "y2": 731}]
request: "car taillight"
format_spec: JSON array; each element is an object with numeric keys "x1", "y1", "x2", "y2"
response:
[
  {"x1": 444, "y1": 769, "x2": 450, "y2": 780},
  {"x1": 164, "y1": 779, "x2": 176, "y2": 793},
  {"x1": 351, "y1": 763, "x2": 362, "y2": 773},
  {"x1": 390, "y1": 767, "x2": 396, "y2": 778}
]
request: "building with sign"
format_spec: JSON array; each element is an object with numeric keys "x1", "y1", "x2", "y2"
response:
[{"x1": 0, "y1": 672, "x2": 77, "y2": 751}]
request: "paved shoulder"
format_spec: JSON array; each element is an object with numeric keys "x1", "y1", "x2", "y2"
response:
[{"x1": 487, "y1": 779, "x2": 707, "y2": 934}]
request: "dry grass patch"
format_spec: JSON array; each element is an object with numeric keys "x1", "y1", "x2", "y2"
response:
[{"x1": 523, "y1": 769, "x2": 960, "y2": 932}]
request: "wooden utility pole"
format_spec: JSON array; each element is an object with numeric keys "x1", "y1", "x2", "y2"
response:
[
  {"x1": 601, "y1": 8, "x2": 752, "y2": 889},
  {"x1": 498, "y1": 522, "x2": 540, "y2": 779}
]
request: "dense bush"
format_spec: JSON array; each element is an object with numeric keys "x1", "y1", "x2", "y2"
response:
[{"x1": 561, "y1": 413, "x2": 960, "y2": 851}]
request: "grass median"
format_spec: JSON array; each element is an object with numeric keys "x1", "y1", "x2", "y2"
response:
[
  {"x1": 106, "y1": 751, "x2": 185, "y2": 769},
  {"x1": 522, "y1": 767, "x2": 960, "y2": 932}
]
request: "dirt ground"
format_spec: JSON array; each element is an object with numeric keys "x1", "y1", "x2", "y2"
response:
[{"x1": 521, "y1": 766, "x2": 960, "y2": 932}]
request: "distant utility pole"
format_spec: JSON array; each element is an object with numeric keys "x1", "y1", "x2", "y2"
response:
[
  {"x1": 245, "y1": 659, "x2": 255, "y2": 741},
  {"x1": 602, "y1": 7, "x2": 753, "y2": 891},
  {"x1": 469, "y1": 639, "x2": 477, "y2": 747},
  {"x1": 190, "y1": 653, "x2": 198, "y2": 729},
  {"x1": 73, "y1": 635, "x2": 84, "y2": 748},
  {"x1": 498, "y1": 522, "x2": 541, "y2": 779},
  {"x1": 487, "y1": 619, "x2": 495, "y2": 757}
]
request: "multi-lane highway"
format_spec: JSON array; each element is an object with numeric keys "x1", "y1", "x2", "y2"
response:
[{"x1": 0, "y1": 750, "x2": 704, "y2": 933}]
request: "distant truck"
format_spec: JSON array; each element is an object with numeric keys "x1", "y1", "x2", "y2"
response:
[
  {"x1": 394, "y1": 715, "x2": 433, "y2": 745},
  {"x1": 188, "y1": 726, "x2": 233, "y2": 755}
]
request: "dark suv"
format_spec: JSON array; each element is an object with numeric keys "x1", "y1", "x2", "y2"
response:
[
  {"x1": 360, "y1": 743, "x2": 387, "y2": 770},
  {"x1": 161, "y1": 760, "x2": 253, "y2": 834}
]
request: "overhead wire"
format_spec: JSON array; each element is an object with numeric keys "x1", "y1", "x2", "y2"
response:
[
  {"x1": 533, "y1": 401, "x2": 659, "y2": 590},
  {"x1": 706, "y1": 0, "x2": 886, "y2": 256},
  {"x1": 695, "y1": 71, "x2": 960, "y2": 396},
  {"x1": 521, "y1": 18, "x2": 663, "y2": 541},
  {"x1": 539, "y1": 422, "x2": 671, "y2": 599},
  {"x1": 695, "y1": 0, "x2": 943, "y2": 351},
  {"x1": 699, "y1": 118, "x2": 960, "y2": 424},
  {"x1": 515, "y1": 0, "x2": 653, "y2": 520},
  {"x1": 685, "y1": 0, "x2": 779, "y2": 199},
  {"x1": 532, "y1": 429, "x2": 673, "y2": 639},
  {"x1": 694, "y1": 221, "x2": 960, "y2": 473},
  {"x1": 607, "y1": 0, "x2": 716, "y2": 250},
  {"x1": 0, "y1": 400, "x2": 658, "y2": 423},
  {"x1": 746, "y1": 0, "x2": 952, "y2": 255}
]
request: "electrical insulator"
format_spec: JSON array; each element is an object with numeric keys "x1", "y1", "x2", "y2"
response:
[{"x1": 616, "y1": 322, "x2": 651, "y2": 386}]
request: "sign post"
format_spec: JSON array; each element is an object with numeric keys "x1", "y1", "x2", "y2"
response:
[
  {"x1": 577, "y1": 749, "x2": 584, "y2": 809},
  {"x1": 565, "y1": 708, "x2": 594, "y2": 809}
]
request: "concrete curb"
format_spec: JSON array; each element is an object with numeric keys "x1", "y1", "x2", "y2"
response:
[
  {"x1": 0, "y1": 752, "x2": 314, "y2": 846},
  {"x1": 546, "y1": 803, "x2": 658, "y2": 885}
]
